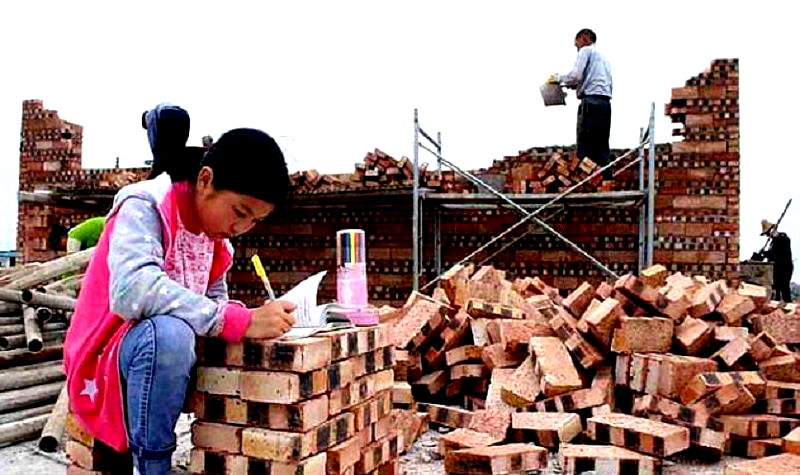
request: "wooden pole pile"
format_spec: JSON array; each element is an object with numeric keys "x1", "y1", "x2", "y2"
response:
[
  {"x1": 0, "y1": 248, "x2": 90, "y2": 451},
  {"x1": 383, "y1": 262, "x2": 800, "y2": 474}
]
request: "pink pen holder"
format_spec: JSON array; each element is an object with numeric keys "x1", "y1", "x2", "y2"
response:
[{"x1": 335, "y1": 229, "x2": 378, "y2": 326}]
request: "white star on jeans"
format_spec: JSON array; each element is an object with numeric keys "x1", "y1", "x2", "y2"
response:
[{"x1": 81, "y1": 379, "x2": 98, "y2": 403}]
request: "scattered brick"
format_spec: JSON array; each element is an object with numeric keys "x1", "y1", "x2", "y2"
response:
[
  {"x1": 674, "y1": 317, "x2": 714, "y2": 355},
  {"x1": 611, "y1": 316, "x2": 673, "y2": 354},
  {"x1": 444, "y1": 443, "x2": 548, "y2": 474},
  {"x1": 558, "y1": 444, "x2": 662, "y2": 475},
  {"x1": 530, "y1": 336, "x2": 583, "y2": 397},
  {"x1": 510, "y1": 412, "x2": 582, "y2": 447},
  {"x1": 587, "y1": 413, "x2": 690, "y2": 457}
]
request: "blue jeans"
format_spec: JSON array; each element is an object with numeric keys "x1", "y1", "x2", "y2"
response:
[{"x1": 120, "y1": 315, "x2": 196, "y2": 475}]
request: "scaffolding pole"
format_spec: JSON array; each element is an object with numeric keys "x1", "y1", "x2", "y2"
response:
[
  {"x1": 413, "y1": 109, "x2": 419, "y2": 291},
  {"x1": 647, "y1": 103, "x2": 656, "y2": 267},
  {"x1": 638, "y1": 126, "x2": 646, "y2": 273}
]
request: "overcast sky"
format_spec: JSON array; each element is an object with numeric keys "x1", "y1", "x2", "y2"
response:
[{"x1": 1, "y1": 1, "x2": 797, "y2": 277}]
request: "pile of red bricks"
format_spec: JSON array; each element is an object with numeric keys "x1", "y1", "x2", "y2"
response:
[
  {"x1": 187, "y1": 324, "x2": 412, "y2": 475},
  {"x1": 385, "y1": 263, "x2": 800, "y2": 474}
]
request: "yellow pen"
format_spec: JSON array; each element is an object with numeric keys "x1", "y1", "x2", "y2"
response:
[{"x1": 251, "y1": 255, "x2": 276, "y2": 301}]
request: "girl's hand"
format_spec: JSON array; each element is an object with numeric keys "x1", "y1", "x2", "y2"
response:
[{"x1": 245, "y1": 300, "x2": 296, "y2": 339}]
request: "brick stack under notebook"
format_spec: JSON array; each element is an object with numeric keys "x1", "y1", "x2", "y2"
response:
[{"x1": 189, "y1": 324, "x2": 399, "y2": 475}]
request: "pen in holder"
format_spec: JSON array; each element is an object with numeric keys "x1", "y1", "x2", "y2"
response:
[{"x1": 336, "y1": 229, "x2": 376, "y2": 325}]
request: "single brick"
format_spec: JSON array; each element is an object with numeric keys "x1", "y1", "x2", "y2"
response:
[
  {"x1": 583, "y1": 297, "x2": 625, "y2": 347},
  {"x1": 674, "y1": 317, "x2": 713, "y2": 356},
  {"x1": 439, "y1": 428, "x2": 500, "y2": 456},
  {"x1": 632, "y1": 394, "x2": 722, "y2": 431},
  {"x1": 467, "y1": 408, "x2": 512, "y2": 441},
  {"x1": 611, "y1": 316, "x2": 673, "y2": 354},
  {"x1": 530, "y1": 336, "x2": 583, "y2": 397},
  {"x1": 563, "y1": 282, "x2": 595, "y2": 318},
  {"x1": 715, "y1": 326, "x2": 750, "y2": 345},
  {"x1": 724, "y1": 453, "x2": 800, "y2": 475},
  {"x1": 712, "y1": 338, "x2": 754, "y2": 370},
  {"x1": 546, "y1": 310, "x2": 604, "y2": 369},
  {"x1": 411, "y1": 370, "x2": 447, "y2": 399},
  {"x1": 766, "y1": 380, "x2": 800, "y2": 399},
  {"x1": 444, "y1": 443, "x2": 548, "y2": 474},
  {"x1": 65, "y1": 413, "x2": 94, "y2": 448},
  {"x1": 196, "y1": 366, "x2": 240, "y2": 396},
  {"x1": 419, "y1": 403, "x2": 473, "y2": 430},
  {"x1": 759, "y1": 355, "x2": 800, "y2": 383},
  {"x1": 688, "y1": 280, "x2": 727, "y2": 318},
  {"x1": 726, "y1": 437, "x2": 784, "y2": 459},
  {"x1": 485, "y1": 368, "x2": 516, "y2": 413},
  {"x1": 486, "y1": 319, "x2": 553, "y2": 352},
  {"x1": 446, "y1": 345, "x2": 484, "y2": 366},
  {"x1": 188, "y1": 449, "x2": 327, "y2": 475},
  {"x1": 688, "y1": 383, "x2": 755, "y2": 416},
  {"x1": 391, "y1": 293, "x2": 449, "y2": 350},
  {"x1": 451, "y1": 363, "x2": 490, "y2": 381},
  {"x1": 240, "y1": 368, "x2": 327, "y2": 404},
  {"x1": 391, "y1": 382, "x2": 413, "y2": 406},
  {"x1": 717, "y1": 292, "x2": 756, "y2": 326},
  {"x1": 481, "y1": 343, "x2": 525, "y2": 370},
  {"x1": 718, "y1": 414, "x2": 800, "y2": 438},
  {"x1": 394, "y1": 350, "x2": 421, "y2": 382},
  {"x1": 471, "y1": 319, "x2": 492, "y2": 346},
  {"x1": 191, "y1": 392, "x2": 329, "y2": 432},
  {"x1": 66, "y1": 440, "x2": 131, "y2": 472},
  {"x1": 739, "y1": 282, "x2": 770, "y2": 310},
  {"x1": 657, "y1": 354, "x2": 718, "y2": 399},
  {"x1": 750, "y1": 332, "x2": 779, "y2": 362},
  {"x1": 440, "y1": 263, "x2": 473, "y2": 308},
  {"x1": 755, "y1": 398, "x2": 800, "y2": 415},
  {"x1": 641, "y1": 264, "x2": 668, "y2": 288},
  {"x1": 510, "y1": 412, "x2": 582, "y2": 447},
  {"x1": 783, "y1": 426, "x2": 800, "y2": 455},
  {"x1": 587, "y1": 413, "x2": 690, "y2": 457},
  {"x1": 466, "y1": 299, "x2": 524, "y2": 320},
  {"x1": 752, "y1": 310, "x2": 800, "y2": 345},
  {"x1": 242, "y1": 412, "x2": 354, "y2": 462},
  {"x1": 238, "y1": 337, "x2": 332, "y2": 372},
  {"x1": 681, "y1": 372, "x2": 766, "y2": 404},
  {"x1": 327, "y1": 437, "x2": 361, "y2": 474},
  {"x1": 596, "y1": 282, "x2": 615, "y2": 300},
  {"x1": 391, "y1": 409, "x2": 427, "y2": 453},
  {"x1": 500, "y1": 355, "x2": 540, "y2": 409},
  {"x1": 558, "y1": 443, "x2": 662, "y2": 475}
]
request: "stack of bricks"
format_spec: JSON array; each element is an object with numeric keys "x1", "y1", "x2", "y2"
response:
[
  {"x1": 64, "y1": 412, "x2": 133, "y2": 474},
  {"x1": 381, "y1": 262, "x2": 800, "y2": 474},
  {"x1": 188, "y1": 324, "x2": 402, "y2": 475},
  {"x1": 16, "y1": 100, "x2": 148, "y2": 263}
]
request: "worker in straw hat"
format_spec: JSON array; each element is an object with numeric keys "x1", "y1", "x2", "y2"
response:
[{"x1": 755, "y1": 219, "x2": 794, "y2": 302}]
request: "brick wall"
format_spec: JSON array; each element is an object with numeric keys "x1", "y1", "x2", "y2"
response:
[{"x1": 16, "y1": 58, "x2": 739, "y2": 307}]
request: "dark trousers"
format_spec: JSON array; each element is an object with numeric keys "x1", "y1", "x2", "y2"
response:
[
  {"x1": 577, "y1": 95, "x2": 612, "y2": 177},
  {"x1": 774, "y1": 265, "x2": 794, "y2": 302}
]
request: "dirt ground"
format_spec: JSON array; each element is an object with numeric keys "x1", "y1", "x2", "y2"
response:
[{"x1": 0, "y1": 415, "x2": 746, "y2": 474}]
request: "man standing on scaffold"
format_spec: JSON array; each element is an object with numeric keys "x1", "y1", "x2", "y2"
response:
[{"x1": 547, "y1": 28, "x2": 613, "y2": 179}]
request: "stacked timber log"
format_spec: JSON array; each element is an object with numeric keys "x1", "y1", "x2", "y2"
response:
[
  {"x1": 187, "y1": 324, "x2": 407, "y2": 474},
  {"x1": 384, "y1": 262, "x2": 800, "y2": 474},
  {"x1": 0, "y1": 248, "x2": 89, "y2": 451}
]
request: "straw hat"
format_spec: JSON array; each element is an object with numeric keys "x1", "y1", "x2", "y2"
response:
[{"x1": 761, "y1": 219, "x2": 776, "y2": 235}]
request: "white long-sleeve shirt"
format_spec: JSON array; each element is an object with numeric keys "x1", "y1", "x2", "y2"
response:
[{"x1": 558, "y1": 44, "x2": 612, "y2": 99}]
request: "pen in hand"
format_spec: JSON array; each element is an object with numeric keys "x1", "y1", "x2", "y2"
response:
[{"x1": 251, "y1": 255, "x2": 276, "y2": 301}]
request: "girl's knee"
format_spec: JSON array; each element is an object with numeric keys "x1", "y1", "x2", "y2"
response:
[{"x1": 151, "y1": 315, "x2": 196, "y2": 369}]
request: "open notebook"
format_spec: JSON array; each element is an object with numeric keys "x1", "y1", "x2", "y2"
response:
[{"x1": 278, "y1": 271, "x2": 353, "y2": 339}]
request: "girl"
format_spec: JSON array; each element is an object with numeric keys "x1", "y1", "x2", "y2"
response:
[{"x1": 64, "y1": 128, "x2": 296, "y2": 474}]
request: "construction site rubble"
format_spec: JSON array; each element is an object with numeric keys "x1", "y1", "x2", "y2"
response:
[{"x1": 382, "y1": 262, "x2": 800, "y2": 474}]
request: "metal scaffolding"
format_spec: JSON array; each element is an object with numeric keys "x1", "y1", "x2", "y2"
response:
[{"x1": 411, "y1": 105, "x2": 657, "y2": 291}]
